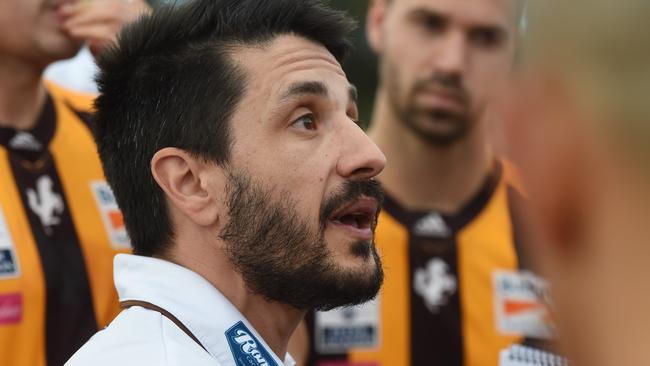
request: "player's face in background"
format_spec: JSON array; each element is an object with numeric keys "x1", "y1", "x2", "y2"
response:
[
  {"x1": 368, "y1": 0, "x2": 517, "y2": 145},
  {"x1": 0, "y1": 0, "x2": 82, "y2": 66},
  {"x1": 216, "y1": 35, "x2": 387, "y2": 310}
]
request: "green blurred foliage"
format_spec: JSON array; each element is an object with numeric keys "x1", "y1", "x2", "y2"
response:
[{"x1": 328, "y1": 0, "x2": 379, "y2": 128}]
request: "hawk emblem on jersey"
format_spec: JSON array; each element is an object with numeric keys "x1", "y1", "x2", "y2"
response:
[
  {"x1": 27, "y1": 175, "x2": 64, "y2": 235},
  {"x1": 414, "y1": 258, "x2": 457, "y2": 313}
]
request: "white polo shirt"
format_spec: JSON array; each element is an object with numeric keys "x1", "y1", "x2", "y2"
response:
[{"x1": 66, "y1": 254, "x2": 295, "y2": 366}]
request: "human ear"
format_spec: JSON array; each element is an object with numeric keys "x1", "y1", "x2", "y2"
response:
[
  {"x1": 150, "y1": 148, "x2": 221, "y2": 227},
  {"x1": 366, "y1": 0, "x2": 388, "y2": 54}
]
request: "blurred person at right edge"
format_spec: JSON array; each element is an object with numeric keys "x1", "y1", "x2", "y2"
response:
[
  {"x1": 295, "y1": 0, "x2": 555, "y2": 365},
  {"x1": 0, "y1": 1, "x2": 148, "y2": 365},
  {"x1": 502, "y1": 0, "x2": 650, "y2": 365}
]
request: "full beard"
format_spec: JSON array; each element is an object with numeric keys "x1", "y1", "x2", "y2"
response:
[
  {"x1": 219, "y1": 169, "x2": 384, "y2": 311},
  {"x1": 384, "y1": 59, "x2": 475, "y2": 146}
]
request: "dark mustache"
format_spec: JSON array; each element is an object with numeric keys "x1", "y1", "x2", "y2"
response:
[
  {"x1": 414, "y1": 73, "x2": 469, "y2": 105},
  {"x1": 320, "y1": 180, "x2": 384, "y2": 228}
]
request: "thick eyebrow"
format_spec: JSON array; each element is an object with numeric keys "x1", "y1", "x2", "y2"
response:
[
  {"x1": 409, "y1": 7, "x2": 509, "y2": 40},
  {"x1": 280, "y1": 81, "x2": 328, "y2": 104},
  {"x1": 279, "y1": 81, "x2": 359, "y2": 105}
]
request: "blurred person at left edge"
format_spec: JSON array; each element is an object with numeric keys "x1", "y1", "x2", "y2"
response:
[{"x1": 0, "y1": 0, "x2": 148, "y2": 365}]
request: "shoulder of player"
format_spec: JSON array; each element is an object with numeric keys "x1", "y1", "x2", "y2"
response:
[
  {"x1": 66, "y1": 307, "x2": 218, "y2": 366},
  {"x1": 45, "y1": 81, "x2": 96, "y2": 114},
  {"x1": 45, "y1": 81, "x2": 96, "y2": 129},
  {"x1": 498, "y1": 158, "x2": 528, "y2": 198}
]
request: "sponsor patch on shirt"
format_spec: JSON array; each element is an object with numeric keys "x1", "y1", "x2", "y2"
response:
[
  {"x1": 91, "y1": 182, "x2": 131, "y2": 249},
  {"x1": 0, "y1": 293, "x2": 22, "y2": 325},
  {"x1": 226, "y1": 321, "x2": 279, "y2": 366},
  {"x1": 0, "y1": 205, "x2": 20, "y2": 279},
  {"x1": 315, "y1": 298, "x2": 380, "y2": 354},
  {"x1": 494, "y1": 270, "x2": 555, "y2": 339}
]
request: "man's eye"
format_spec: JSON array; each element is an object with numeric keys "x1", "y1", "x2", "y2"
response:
[
  {"x1": 470, "y1": 28, "x2": 503, "y2": 49},
  {"x1": 422, "y1": 16, "x2": 444, "y2": 33},
  {"x1": 292, "y1": 113, "x2": 317, "y2": 131}
]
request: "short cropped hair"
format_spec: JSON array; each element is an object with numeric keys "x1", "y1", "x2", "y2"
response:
[{"x1": 94, "y1": 0, "x2": 356, "y2": 256}]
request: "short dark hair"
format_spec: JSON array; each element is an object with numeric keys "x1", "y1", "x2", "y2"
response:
[{"x1": 94, "y1": 0, "x2": 356, "y2": 256}]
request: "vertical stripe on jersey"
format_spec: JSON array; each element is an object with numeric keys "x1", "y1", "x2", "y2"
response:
[
  {"x1": 349, "y1": 211, "x2": 411, "y2": 366},
  {"x1": 507, "y1": 186, "x2": 552, "y2": 351},
  {"x1": 0, "y1": 148, "x2": 47, "y2": 366},
  {"x1": 8, "y1": 152, "x2": 97, "y2": 366},
  {"x1": 457, "y1": 180, "x2": 521, "y2": 366},
  {"x1": 507, "y1": 186, "x2": 530, "y2": 270},
  {"x1": 409, "y1": 236, "x2": 463, "y2": 366}
]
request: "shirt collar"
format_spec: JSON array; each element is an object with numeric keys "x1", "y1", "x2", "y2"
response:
[
  {"x1": 114, "y1": 254, "x2": 296, "y2": 366},
  {"x1": 0, "y1": 91, "x2": 57, "y2": 162}
]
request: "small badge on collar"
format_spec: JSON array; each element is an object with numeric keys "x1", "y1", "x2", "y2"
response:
[{"x1": 226, "y1": 321, "x2": 279, "y2": 366}]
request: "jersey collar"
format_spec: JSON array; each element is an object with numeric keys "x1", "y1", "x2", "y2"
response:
[
  {"x1": 0, "y1": 92, "x2": 57, "y2": 162},
  {"x1": 382, "y1": 160, "x2": 503, "y2": 238},
  {"x1": 114, "y1": 254, "x2": 296, "y2": 366}
]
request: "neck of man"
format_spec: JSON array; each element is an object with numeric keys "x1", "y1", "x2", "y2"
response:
[
  {"x1": 0, "y1": 53, "x2": 47, "y2": 130},
  {"x1": 368, "y1": 88, "x2": 494, "y2": 214},
  {"x1": 169, "y1": 233, "x2": 303, "y2": 362}
]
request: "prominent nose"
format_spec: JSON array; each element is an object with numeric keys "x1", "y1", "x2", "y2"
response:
[
  {"x1": 336, "y1": 120, "x2": 386, "y2": 180},
  {"x1": 431, "y1": 31, "x2": 467, "y2": 79}
]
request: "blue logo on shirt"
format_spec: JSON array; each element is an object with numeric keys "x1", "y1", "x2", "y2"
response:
[
  {"x1": 225, "y1": 321, "x2": 279, "y2": 366},
  {"x1": 0, "y1": 249, "x2": 17, "y2": 277}
]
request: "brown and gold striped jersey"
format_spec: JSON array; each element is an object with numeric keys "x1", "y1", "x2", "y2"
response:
[
  {"x1": 0, "y1": 83, "x2": 129, "y2": 366},
  {"x1": 307, "y1": 161, "x2": 552, "y2": 366}
]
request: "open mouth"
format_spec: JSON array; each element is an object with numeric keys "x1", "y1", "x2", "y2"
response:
[{"x1": 328, "y1": 197, "x2": 378, "y2": 240}]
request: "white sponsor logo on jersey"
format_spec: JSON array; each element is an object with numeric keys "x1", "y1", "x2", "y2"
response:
[
  {"x1": 494, "y1": 270, "x2": 555, "y2": 339},
  {"x1": 315, "y1": 298, "x2": 381, "y2": 353},
  {"x1": 9, "y1": 132, "x2": 43, "y2": 151},
  {"x1": 413, "y1": 213, "x2": 451, "y2": 238},
  {"x1": 91, "y1": 182, "x2": 131, "y2": 249}
]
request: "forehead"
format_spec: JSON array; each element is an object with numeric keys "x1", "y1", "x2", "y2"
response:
[
  {"x1": 391, "y1": 0, "x2": 516, "y2": 29},
  {"x1": 233, "y1": 35, "x2": 349, "y2": 101}
]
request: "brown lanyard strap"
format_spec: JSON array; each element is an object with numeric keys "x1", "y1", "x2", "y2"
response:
[{"x1": 120, "y1": 300, "x2": 209, "y2": 353}]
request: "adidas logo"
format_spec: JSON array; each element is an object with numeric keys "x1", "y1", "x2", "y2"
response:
[
  {"x1": 413, "y1": 213, "x2": 451, "y2": 238},
  {"x1": 9, "y1": 132, "x2": 43, "y2": 152}
]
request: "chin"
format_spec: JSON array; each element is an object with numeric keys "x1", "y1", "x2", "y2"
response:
[
  {"x1": 344, "y1": 242, "x2": 382, "y2": 278},
  {"x1": 39, "y1": 35, "x2": 83, "y2": 62}
]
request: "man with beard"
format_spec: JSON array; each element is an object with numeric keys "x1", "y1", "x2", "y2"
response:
[
  {"x1": 66, "y1": 0, "x2": 386, "y2": 365},
  {"x1": 303, "y1": 1, "x2": 551, "y2": 366},
  {"x1": 0, "y1": 1, "x2": 148, "y2": 365}
]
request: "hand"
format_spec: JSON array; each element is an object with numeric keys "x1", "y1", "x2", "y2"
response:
[{"x1": 59, "y1": 0, "x2": 151, "y2": 57}]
